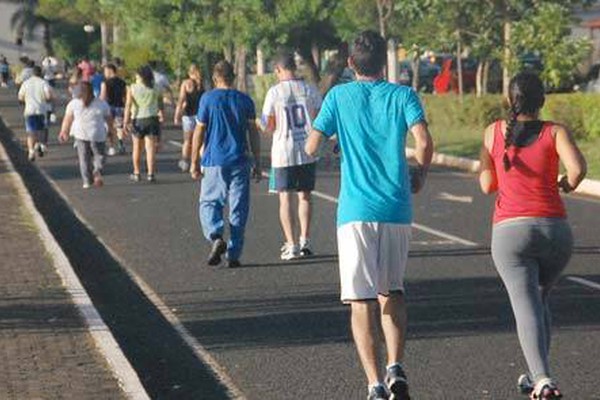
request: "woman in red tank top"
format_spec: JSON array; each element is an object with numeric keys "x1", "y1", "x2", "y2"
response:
[{"x1": 479, "y1": 72, "x2": 586, "y2": 400}]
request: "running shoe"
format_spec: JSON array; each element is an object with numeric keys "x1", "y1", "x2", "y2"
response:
[
  {"x1": 385, "y1": 363, "x2": 411, "y2": 400},
  {"x1": 518, "y1": 374, "x2": 534, "y2": 395},
  {"x1": 178, "y1": 159, "x2": 190, "y2": 172},
  {"x1": 367, "y1": 384, "x2": 389, "y2": 400},
  {"x1": 147, "y1": 174, "x2": 156, "y2": 183},
  {"x1": 280, "y1": 243, "x2": 298, "y2": 260},
  {"x1": 82, "y1": 182, "x2": 91, "y2": 189},
  {"x1": 93, "y1": 171, "x2": 104, "y2": 187},
  {"x1": 129, "y1": 173, "x2": 141, "y2": 182},
  {"x1": 39, "y1": 143, "x2": 47, "y2": 157},
  {"x1": 107, "y1": 146, "x2": 117, "y2": 156},
  {"x1": 530, "y1": 378, "x2": 562, "y2": 400},
  {"x1": 207, "y1": 238, "x2": 227, "y2": 266},
  {"x1": 227, "y1": 259, "x2": 241, "y2": 268},
  {"x1": 28, "y1": 150, "x2": 36, "y2": 162},
  {"x1": 299, "y1": 238, "x2": 313, "y2": 257}
]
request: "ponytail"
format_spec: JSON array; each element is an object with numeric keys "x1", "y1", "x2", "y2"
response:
[{"x1": 503, "y1": 106, "x2": 519, "y2": 171}]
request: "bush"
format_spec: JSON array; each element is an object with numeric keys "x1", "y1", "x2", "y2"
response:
[{"x1": 542, "y1": 93, "x2": 600, "y2": 139}]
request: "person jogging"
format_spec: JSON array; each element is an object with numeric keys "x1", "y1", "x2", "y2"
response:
[
  {"x1": 100, "y1": 63, "x2": 127, "y2": 155},
  {"x1": 123, "y1": 64, "x2": 164, "y2": 183},
  {"x1": 174, "y1": 63, "x2": 204, "y2": 172},
  {"x1": 59, "y1": 82, "x2": 115, "y2": 189},
  {"x1": 17, "y1": 65, "x2": 54, "y2": 161},
  {"x1": 479, "y1": 72, "x2": 586, "y2": 400},
  {"x1": 261, "y1": 50, "x2": 322, "y2": 260},
  {"x1": 1, "y1": 56, "x2": 10, "y2": 87},
  {"x1": 190, "y1": 60, "x2": 261, "y2": 268},
  {"x1": 305, "y1": 31, "x2": 433, "y2": 400}
]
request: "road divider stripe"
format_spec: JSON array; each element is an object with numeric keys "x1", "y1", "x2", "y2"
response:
[
  {"x1": 567, "y1": 276, "x2": 600, "y2": 291},
  {"x1": 0, "y1": 142, "x2": 149, "y2": 400}
]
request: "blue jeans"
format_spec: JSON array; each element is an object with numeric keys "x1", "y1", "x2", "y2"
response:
[{"x1": 199, "y1": 163, "x2": 250, "y2": 261}]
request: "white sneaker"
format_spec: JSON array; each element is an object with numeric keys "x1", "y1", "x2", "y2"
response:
[
  {"x1": 280, "y1": 243, "x2": 299, "y2": 260},
  {"x1": 299, "y1": 238, "x2": 313, "y2": 257},
  {"x1": 82, "y1": 182, "x2": 91, "y2": 189},
  {"x1": 178, "y1": 159, "x2": 190, "y2": 172},
  {"x1": 107, "y1": 147, "x2": 117, "y2": 156}
]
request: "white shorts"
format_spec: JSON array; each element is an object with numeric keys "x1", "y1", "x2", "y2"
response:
[
  {"x1": 337, "y1": 222, "x2": 411, "y2": 302},
  {"x1": 182, "y1": 115, "x2": 196, "y2": 133}
]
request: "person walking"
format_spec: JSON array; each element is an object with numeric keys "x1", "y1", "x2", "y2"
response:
[
  {"x1": 174, "y1": 63, "x2": 204, "y2": 172},
  {"x1": 189, "y1": 60, "x2": 261, "y2": 268},
  {"x1": 100, "y1": 63, "x2": 127, "y2": 155},
  {"x1": 59, "y1": 82, "x2": 115, "y2": 189},
  {"x1": 17, "y1": 65, "x2": 54, "y2": 161},
  {"x1": 123, "y1": 65, "x2": 164, "y2": 183},
  {"x1": 479, "y1": 72, "x2": 586, "y2": 400},
  {"x1": 0, "y1": 56, "x2": 10, "y2": 87},
  {"x1": 261, "y1": 50, "x2": 322, "y2": 260},
  {"x1": 305, "y1": 31, "x2": 433, "y2": 400}
]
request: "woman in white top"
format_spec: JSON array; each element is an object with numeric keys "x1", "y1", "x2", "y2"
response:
[{"x1": 59, "y1": 82, "x2": 115, "y2": 188}]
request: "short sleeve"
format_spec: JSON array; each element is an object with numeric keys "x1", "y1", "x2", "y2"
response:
[
  {"x1": 261, "y1": 87, "x2": 275, "y2": 119},
  {"x1": 196, "y1": 93, "x2": 209, "y2": 124},
  {"x1": 403, "y1": 88, "x2": 426, "y2": 128},
  {"x1": 65, "y1": 99, "x2": 76, "y2": 117},
  {"x1": 312, "y1": 89, "x2": 336, "y2": 138}
]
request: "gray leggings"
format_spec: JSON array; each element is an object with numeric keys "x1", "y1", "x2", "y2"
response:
[
  {"x1": 75, "y1": 139, "x2": 106, "y2": 185},
  {"x1": 491, "y1": 218, "x2": 572, "y2": 382}
]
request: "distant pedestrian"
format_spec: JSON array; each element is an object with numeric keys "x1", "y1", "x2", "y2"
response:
[
  {"x1": 479, "y1": 72, "x2": 587, "y2": 400},
  {"x1": 17, "y1": 65, "x2": 54, "y2": 161},
  {"x1": 174, "y1": 63, "x2": 204, "y2": 172},
  {"x1": 91, "y1": 69, "x2": 104, "y2": 98},
  {"x1": 260, "y1": 50, "x2": 322, "y2": 260},
  {"x1": 189, "y1": 60, "x2": 261, "y2": 268},
  {"x1": 100, "y1": 63, "x2": 127, "y2": 155},
  {"x1": 41, "y1": 55, "x2": 58, "y2": 87},
  {"x1": 123, "y1": 65, "x2": 164, "y2": 182},
  {"x1": 305, "y1": 31, "x2": 433, "y2": 400},
  {"x1": 16, "y1": 59, "x2": 34, "y2": 85},
  {"x1": 59, "y1": 82, "x2": 115, "y2": 189},
  {"x1": 78, "y1": 57, "x2": 95, "y2": 82},
  {"x1": 0, "y1": 56, "x2": 9, "y2": 87}
]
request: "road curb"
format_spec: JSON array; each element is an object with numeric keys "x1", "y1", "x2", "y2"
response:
[
  {"x1": 0, "y1": 140, "x2": 150, "y2": 400},
  {"x1": 406, "y1": 147, "x2": 600, "y2": 198}
]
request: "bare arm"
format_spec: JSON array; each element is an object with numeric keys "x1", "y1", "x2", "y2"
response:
[
  {"x1": 59, "y1": 111, "x2": 74, "y2": 142},
  {"x1": 99, "y1": 82, "x2": 107, "y2": 101},
  {"x1": 262, "y1": 115, "x2": 276, "y2": 135},
  {"x1": 190, "y1": 122, "x2": 206, "y2": 179},
  {"x1": 123, "y1": 87, "x2": 133, "y2": 135},
  {"x1": 248, "y1": 120, "x2": 262, "y2": 180},
  {"x1": 174, "y1": 81, "x2": 187, "y2": 125},
  {"x1": 409, "y1": 122, "x2": 434, "y2": 193},
  {"x1": 305, "y1": 129, "x2": 325, "y2": 157},
  {"x1": 555, "y1": 124, "x2": 587, "y2": 193},
  {"x1": 479, "y1": 123, "x2": 498, "y2": 194}
]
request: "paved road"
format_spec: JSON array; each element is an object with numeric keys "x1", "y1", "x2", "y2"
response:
[{"x1": 1, "y1": 87, "x2": 599, "y2": 399}]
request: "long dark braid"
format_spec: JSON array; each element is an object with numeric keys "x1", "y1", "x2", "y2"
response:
[
  {"x1": 504, "y1": 72, "x2": 545, "y2": 172},
  {"x1": 503, "y1": 105, "x2": 519, "y2": 171}
]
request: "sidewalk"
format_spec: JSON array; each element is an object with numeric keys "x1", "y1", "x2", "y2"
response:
[{"x1": 0, "y1": 153, "x2": 125, "y2": 398}]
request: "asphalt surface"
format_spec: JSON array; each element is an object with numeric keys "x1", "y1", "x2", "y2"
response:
[{"x1": 1, "y1": 86, "x2": 599, "y2": 399}]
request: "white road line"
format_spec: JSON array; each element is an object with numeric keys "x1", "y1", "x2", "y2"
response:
[
  {"x1": 168, "y1": 140, "x2": 183, "y2": 148},
  {"x1": 0, "y1": 143, "x2": 149, "y2": 400},
  {"x1": 35, "y1": 166, "x2": 247, "y2": 400},
  {"x1": 437, "y1": 192, "x2": 473, "y2": 204},
  {"x1": 567, "y1": 276, "x2": 600, "y2": 291}
]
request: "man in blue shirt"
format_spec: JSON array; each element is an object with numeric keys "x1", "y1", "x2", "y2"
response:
[
  {"x1": 306, "y1": 31, "x2": 433, "y2": 400},
  {"x1": 190, "y1": 61, "x2": 261, "y2": 268}
]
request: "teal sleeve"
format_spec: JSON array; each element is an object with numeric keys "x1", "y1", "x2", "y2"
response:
[
  {"x1": 404, "y1": 88, "x2": 426, "y2": 128},
  {"x1": 312, "y1": 90, "x2": 336, "y2": 138}
]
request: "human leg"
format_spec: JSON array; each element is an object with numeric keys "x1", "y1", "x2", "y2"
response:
[
  {"x1": 199, "y1": 166, "x2": 227, "y2": 242},
  {"x1": 279, "y1": 192, "x2": 295, "y2": 244},
  {"x1": 144, "y1": 135, "x2": 157, "y2": 177},
  {"x1": 227, "y1": 163, "x2": 250, "y2": 261},
  {"x1": 298, "y1": 190, "x2": 312, "y2": 243},
  {"x1": 351, "y1": 300, "x2": 383, "y2": 386},
  {"x1": 90, "y1": 141, "x2": 106, "y2": 186},
  {"x1": 378, "y1": 292, "x2": 407, "y2": 366},
  {"x1": 131, "y1": 135, "x2": 143, "y2": 175},
  {"x1": 75, "y1": 139, "x2": 93, "y2": 186}
]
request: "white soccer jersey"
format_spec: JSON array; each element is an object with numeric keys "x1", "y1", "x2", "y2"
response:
[{"x1": 262, "y1": 80, "x2": 322, "y2": 168}]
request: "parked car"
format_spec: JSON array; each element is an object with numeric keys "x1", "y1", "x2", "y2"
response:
[{"x1": 398, "y1": 59, "x2": 440, "y2": 92}]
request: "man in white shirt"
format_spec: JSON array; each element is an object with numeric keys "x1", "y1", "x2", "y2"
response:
[
  {"x1": 17, "y1": 65, "x2": 54, "y2": 161},
  {"x1": 261, "y1": 51, "x2": 322, "y2": 260}
]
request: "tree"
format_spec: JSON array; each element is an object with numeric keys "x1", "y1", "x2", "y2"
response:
[{"x1": 9, "y1": 0, "x2": 53, "y2": 55}]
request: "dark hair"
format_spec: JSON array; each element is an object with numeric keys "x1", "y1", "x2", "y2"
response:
[
  {"x1": 80, "y1": 81, "x2": 94, "y2": 107},
  {"x1": 503, "y1": 72, "x2": 545, "y2": 171},
  {"x1": 213, "y1": 60, "x2": 235, "y2": 86},
  {"x1": 274, "y1": 50, "x2": 296, "y2": 72},
  {"x1": 32, "y1": 65, "x2": 42, "y2": 77},
  {"x1": 137, "y1": 65, "x2": 154, "y2": 88},
  {"x1": 105, "y1": 63, "x2": 117, "y2": 73},
  {"x1": 350, "y1": 30, "x2": 386, "y2": 77}
]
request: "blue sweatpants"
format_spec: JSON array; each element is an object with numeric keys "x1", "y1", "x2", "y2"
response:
[{"x1": 199, "y1": 163, "x2": 250, "y2": 261}]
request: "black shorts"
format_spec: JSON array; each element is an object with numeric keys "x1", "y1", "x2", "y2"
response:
[
  {"x1": 269, "y1": 163, "x2": 316, "y2": 192},
  {"x1": 132, "y1": 117, "x2": 161, "y2": 138}
]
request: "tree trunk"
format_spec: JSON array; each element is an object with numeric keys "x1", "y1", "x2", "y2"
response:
[
  {"x1": 456, "y1": 31, "x2": 464, "y2": 101},
  {"x1": 256, "y1": 46, "x2": 265, "y2": 76},
  {"x1": 297, "y1": 45, "x2": 320, "y2": 84},
  {"x1": 113, "y1": 23, "x2": 120, "y2": 45},
  {"x1": 411, "y1": 52, "x2": 421, "y2": 91},
  {"x1": 386, "y1": 38, "x2": 397, "y2": 83},
  {"x1": 376, "y1": 0, "x2": 386, "y2": 38},
  {"x1": 503, "y1": 20, "x2": 511, "y2": 97},
  {"x1": 234, "y1": 45, "x2": 247, "y2": 92},
  {"x1": 483, "y1": 60, "x2": 490, "y2": 95},
  {"x1": 42, "y1": 21, "x2": 53, "y2": 56},
  {"x1": 100, "y1": 21, "x2": 109, "y2": 64},
  {"x1": 476, "y1": 60, "x2": 484, "y2": 97},
  {"x1": 224, "y1": 45, "x2": 233, "y2": 63},
  {"x1": 311, "y1": 43, "x2": 320, "y2": 71}
]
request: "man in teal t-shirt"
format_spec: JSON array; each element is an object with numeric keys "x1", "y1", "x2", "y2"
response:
[{"x1": 306, "y1": 31, "x2": 433, "y2": 400}]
